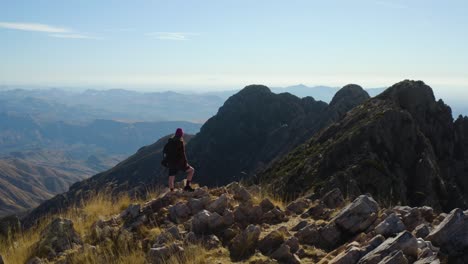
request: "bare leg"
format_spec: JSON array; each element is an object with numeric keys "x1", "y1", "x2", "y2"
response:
[
  {"x1": 169, "y1": 175, "x2": 175, "y2": 191},
  {"x1": 185, "y1": 166, "x2": 194, "y2": 183}
]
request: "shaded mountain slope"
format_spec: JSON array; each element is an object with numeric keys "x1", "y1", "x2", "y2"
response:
[
  {"x1": 187, "y1": 84, "x2": 370, "y2": 186},
  {"x1": 260, "y1": 80, "x2": 468, "y2": 211}
]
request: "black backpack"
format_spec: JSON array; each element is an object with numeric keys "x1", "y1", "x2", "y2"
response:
[{"x1": 161, "y1": 138, "x2": 176, "y2": 167}]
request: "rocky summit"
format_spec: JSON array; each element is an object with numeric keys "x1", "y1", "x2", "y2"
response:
[
  {"x1": 261, "y1": 80, "x2": 468, "y2": 211},
  {"x1": 188, "y1": 84, "x2": 369, "y2": 186},
  {"x1": 12, "y1": 182, "x2": 468, "y2": 263}
]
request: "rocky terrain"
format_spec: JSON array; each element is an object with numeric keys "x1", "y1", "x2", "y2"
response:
[
  {"x1": 2, "y1": 182, "x2": 466, "y2": 263},
  {"x1": 261, "y1": 80, "x2": 468, "y2": 211}
]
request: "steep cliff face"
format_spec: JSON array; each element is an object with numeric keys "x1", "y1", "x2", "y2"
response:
[
  {"x1": 187, "y1": 84, "x2": 369, "y2": 186},
  {"x1": 261, "y1": 80, "x2": 468, "y2": 211}
]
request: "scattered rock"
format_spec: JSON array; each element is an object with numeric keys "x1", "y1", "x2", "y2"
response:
[
  {"x1": 260, "y1": 198, "x2": 275, "y2": 212},
  {"x1": 401, "y1": 207, "x2": 425, "y2": 231},
  {"x1": 426, "y1": 208, "x2": 468, "y2": 256},
  {"x1": 148, "y1": 244, "x2": 184, "y2": 262},
  {"x1": 286, "y1": 199, "x2": 310, "y2": 215},
  {"x1": 262, "y1": 208, "x2": 287, "y2": 224},
  {"x1": 234, "y1": 203, "x2": 263, "y2": 225},
  {"x1": 333, "y1": 195, "x2": 379, "y2": 234},
  {"x1": 328, "y1": 246, "x2": 364, "y2": 264},
  {"x1": 291, "y1": 220, "x2": 309, "y2": 231},
  {"x1": 258, "y1": 229, "x2": 286, "y2": 255},
  {"x1": 379, "y1": 250, "x2": 408, "y2": 264},
  {"x1": 34, "y1": 217, "x2": 82, "y2": 259},
  {"x1": 120, "y1": 203, "x2": 141, "y2": 219},
  {"x1": 203, "y1": 234, "x2": 221, "y2": 249},
  {"x1": 187, "y1": 197, "x2": 210, "y2": 215},
  {"x1": 270, "y1": 244, "x2": 301, "y2": 264},
  {"x1": 153, "y1": 226, "x2": 181, "y2": 246},
  {"x1": 375, "y1": 213, "x2": 406, "y2": 237},
  {"x1": 229, "y1": 224, "x2": 261, "y2": 261},
  {"x1": 191, "y1": 210, "x2": 225, "y2": 235},
  {"x1": 322, "y1": 188, "x2": 345, "y2": 208},
  {"x1": 169, "y1": 202, "x2": 191, "y2": 224},
  {"x1": 207, "y1": 193, "x2": 230, "y2": 214},
  {"x1": 358, "y1": 231, "x2": 418, "y2": 264},
  {"x1": 413, "y1": 223, "x2": 431, "y2": 239},
  {"x1": 284, "y1": 236, "x2": 300, "y2": 253}
]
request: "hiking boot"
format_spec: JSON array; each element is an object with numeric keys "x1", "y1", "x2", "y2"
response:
[{"x1": 184, "y1": 185, "x2": 195, "y2": 192}]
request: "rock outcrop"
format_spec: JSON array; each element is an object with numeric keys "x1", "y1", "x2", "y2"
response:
[
  {"x1": 261, "y1": 80, "x2": 468, "y2": 211},
  {"x1": 12, "y1": 183, "x2": 467, "y2": 263}
]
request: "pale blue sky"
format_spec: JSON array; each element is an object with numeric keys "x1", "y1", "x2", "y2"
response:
[{"x1": 1, "y1": 0, "x2": 467, "y2": 94}]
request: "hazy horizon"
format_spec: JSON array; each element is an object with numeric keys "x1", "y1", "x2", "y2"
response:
[{"x1": 2, "y1": 0, "x2": 468, "y2": 95}]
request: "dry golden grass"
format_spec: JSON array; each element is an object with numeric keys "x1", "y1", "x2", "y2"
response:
[
  {"x1": 0, "y1": 190, "x2": 159, "y2": 264},
  {"x1": 161, "y1": 244, "x2": 208, "y2": 264},
  {"x1": 0, "y1": 224, "x2": 42, "y2": 264},
  {"x1": 251, "y1": 186, "x2": 287, "y2": 210}
]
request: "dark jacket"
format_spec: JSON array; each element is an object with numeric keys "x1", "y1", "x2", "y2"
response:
[{"x1": 163, "y1": 137, "x2": 188, "y2": 168}]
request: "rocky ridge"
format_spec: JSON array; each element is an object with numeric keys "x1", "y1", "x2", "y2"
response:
[
  {"x1": 9, "y1": 183, "x2": 467, "y2": 263},
  {"x1": 261, "y1": 80, "x2": 468, "y2": 211}
]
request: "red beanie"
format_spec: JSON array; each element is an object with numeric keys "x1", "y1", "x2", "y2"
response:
[{"x1": 175, "y1": 128, "x2": 183, "y2": 138}]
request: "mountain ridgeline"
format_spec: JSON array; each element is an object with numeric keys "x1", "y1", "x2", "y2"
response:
[
  {"x1": 260, "y1": 80, "x2": 468, "y2": 211},
  {"x1": 187, "y1": 84, "x2": 370, "y2": 186},
  {"x1": 20, "y1": 81, "x2": 468, "y2": 228}
]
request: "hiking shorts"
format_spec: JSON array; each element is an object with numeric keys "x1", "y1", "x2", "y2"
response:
[{"x1": 168, "y1": 164, "x2": 191, "y2": 176}]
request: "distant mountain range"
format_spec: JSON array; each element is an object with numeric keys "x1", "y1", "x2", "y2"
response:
[{"x1": 0, "y1": 112, "x2": 201, "y2": 216}]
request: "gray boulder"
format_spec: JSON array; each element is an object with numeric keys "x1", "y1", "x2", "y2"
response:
[
  {"x1": 358, "y1": 231, "x2": 418, "y2": 264},
  {"x1": 168, "y1": 202, "x2": 191, "y2": 224},
  {"x1": 120, "y1": 203, "x2": 141, "y2": 219},
  {"x1": 0, "y1": 255, "x2": 4, "y2": 264},
  {"x1": 262, "y1": 208, "x2": 287, "y2": 224},
  {"x1": 380, "y1": 250, "x2": 408, "y2": 264},
  {"x1": 34, "y1": 217, "x2": 83, "y2": 259},
  {"x1": 191, "y1": 210, "x2": 223, "y2": 235},
  {"x1": 286, "y1": 199, "x2": 310, "y2": 214},
  {"x1": 187, "y1": 197, "x2": 210, "y2": 215},
  {"x1": 333, "y1": 195, "x2": 379, "y2": 234},
  {"x1": 258, "y1": 229, "x2": 286, "y2": 255},
  {"x1": 322, "y1": 188, "x2": 345, "y2": 208},
  {"x1": 229, "y1": 224, "x2": 261, "y2": 261},
  {"x1": 328, "y1": 246, "x2": 364, "y2": 264},
  {"x1": 207, "y1": 193, "x2": 230, "y2": 214},
  {"x1": 426, "y1": 208, "x2": 468, "y2": 256},
  {"x1": 375, "y1": 213, "x2": 406, "y2": 237},
  {"x1": 413, "y1": 223, "x2": 431, "y2": 239},
  {"x1": 270, "y1": 244, "x2": 301, "y2": 264}
]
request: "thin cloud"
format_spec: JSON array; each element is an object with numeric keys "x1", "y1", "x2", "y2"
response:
[
  {"x1": 146, "y1": 32, "x2": 199, "y2": 41},
  {"x1": 0, "y1": 21, "x2": 100, "y2": 39},
  {"x1": 0, "y1": 22, "x2": 70, "y2": 33}
]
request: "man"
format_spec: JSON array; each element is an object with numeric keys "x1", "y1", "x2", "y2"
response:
[{"x1": 162, "y1": 128, "x2": 195, "y2": 192}]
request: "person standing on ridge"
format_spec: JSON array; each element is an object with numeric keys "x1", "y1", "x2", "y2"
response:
[{"x1": 161, "y1": 128, "x2": 195, "y2": 192}]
